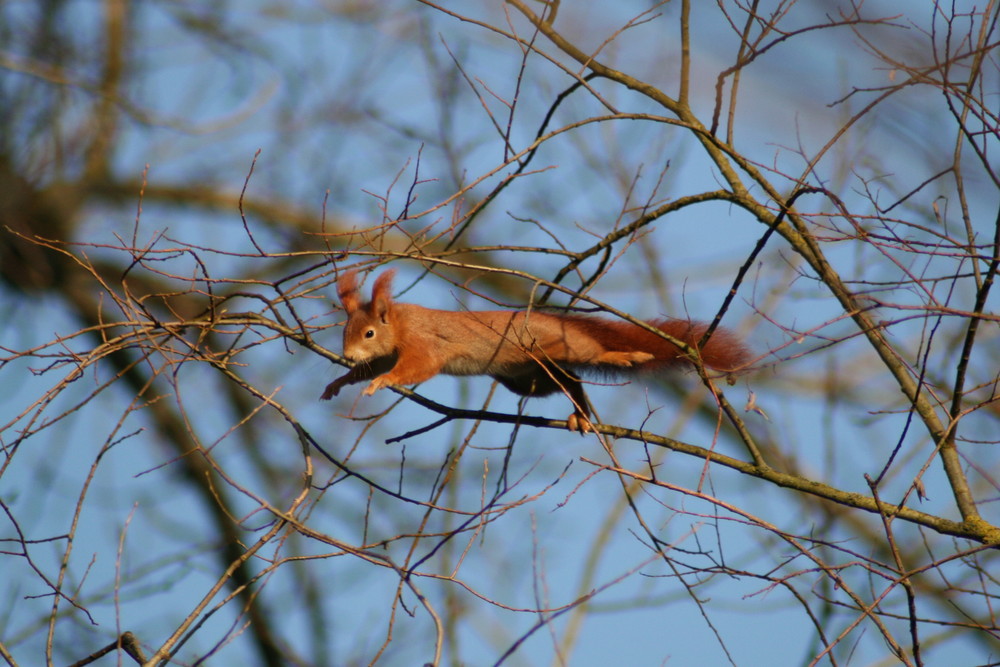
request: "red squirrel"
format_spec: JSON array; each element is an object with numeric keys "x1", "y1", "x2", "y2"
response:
[{"x1": 321, "y1": 270, "x2": 750, "y2": 432}]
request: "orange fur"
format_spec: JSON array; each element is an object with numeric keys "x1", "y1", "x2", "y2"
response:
[{"x1": 321, "y1": 271, "x2": 751, "y2": 431}]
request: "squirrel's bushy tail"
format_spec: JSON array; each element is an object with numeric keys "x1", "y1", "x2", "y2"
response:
[{"x1": 571, "y1": 316, "x2": 750, "y2": 373}]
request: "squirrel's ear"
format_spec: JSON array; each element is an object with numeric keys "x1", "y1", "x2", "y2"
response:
[
  {"x1": 371, "y1": 269, "x2": 396, "y2": 321},
  {"x1": 337, "y1": 271, "x2": 361, "y2": 313}
]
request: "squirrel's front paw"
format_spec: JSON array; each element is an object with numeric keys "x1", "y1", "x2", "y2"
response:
[
  {"x1": 363, "y1": 377, "x2": 390, "y2": 396},
  {"x1": 320, "y1": 380, "x2": 343, "y2": 400}
]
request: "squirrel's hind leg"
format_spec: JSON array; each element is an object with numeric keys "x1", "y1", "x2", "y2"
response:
[
  {"x1": 594, "y1": 350, "x2": 654, "y2": 366},
  {"x1": 559, "y1": 374, "x2": 595, "y2": 434},
  {"x1": 565, "y1": 410, "x2": 594, "y2": 433},
  {"x1": 492, "y1": 367, "x2": 595, "y2": 433}
]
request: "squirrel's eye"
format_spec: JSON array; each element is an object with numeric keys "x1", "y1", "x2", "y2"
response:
[{"x1": 365, "y1": 329, "x2": 375, "y2": 339}]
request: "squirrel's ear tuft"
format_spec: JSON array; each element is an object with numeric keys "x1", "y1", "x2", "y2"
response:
[
  {"x1": 337, "y1": 270, "x2": 361, "y2": 313},
  {"x1": 371, "y1": 269, "x2": 396, "y2": 319}
]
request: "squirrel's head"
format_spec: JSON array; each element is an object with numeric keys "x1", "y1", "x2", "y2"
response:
[{"x1": 338, "y1": 270, "x2": 398, "y2": 362}]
